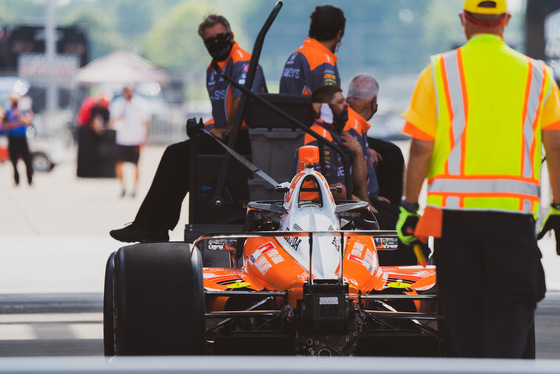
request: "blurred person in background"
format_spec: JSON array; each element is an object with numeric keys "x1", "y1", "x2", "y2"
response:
[
  {"x1": 280, "y1": 4, "x2": 345, "y2": 95},
  {"x1": 76, "y1": 93, "x2": 111, "y2": 177},
  {"x1": 110, "y1": 14, "x2": 267, "y2": 243},
  {"x1": 110, "y1": 86, "x2": 150, "y2": 198},
  {"x1": 3, "y1": 93, "x2": 34, "y2": 186}
]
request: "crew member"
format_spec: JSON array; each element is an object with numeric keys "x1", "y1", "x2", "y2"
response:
[
  {"x1": 346, "y1": 74, "x2": 405, "y2": 206},
  {"x1": 279, "y1": 5, "x2": 345, "y2": 95},
  {"x1": 397, "y1": 0, "x2": 560, "y2": 358},
  {"x1": 346, "y1": 74, "x2": 404, "y2": 230},
  {"x1": 303, "y1": 85, "x2": 369, "y2": 203},
  {"x1": 110, "y1": 14, "x2": 268, "y2": 243}
]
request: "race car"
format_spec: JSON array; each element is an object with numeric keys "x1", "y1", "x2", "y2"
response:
[{"x1": 103, "y1": 145, "x2": 444, "y2": 357}]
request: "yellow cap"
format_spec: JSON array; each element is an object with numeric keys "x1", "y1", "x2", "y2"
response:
[{"x1": 464, "y1": 0, "x2": 507, "y2": 15}]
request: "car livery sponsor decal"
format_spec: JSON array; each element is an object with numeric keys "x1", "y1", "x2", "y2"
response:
[
  {"x1": 267, "y1": 248, "x2": 284, "y2": 264},
  {"x1": 255, "y1": 256, "x2": 272, "y2": 275},
  {"x1": 249, "y1": 242, "x2": 275, "y2": 265},
  {"x1": 284, "y1": 236, "x2": 302, "y2": 251},
  {"x1": 347, "y1": 242, "x2": 375, "y2": 274},
  {"x1": 331, "y1": 236, "x2": 341, "y2": 251},
  {"x1": 374, "y1": 237, "x2": 399, "y2": 250}
]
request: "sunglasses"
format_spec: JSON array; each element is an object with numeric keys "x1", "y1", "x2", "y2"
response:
[{"x1": 204, "y1": 32, "x2": 231, "y2": 47}]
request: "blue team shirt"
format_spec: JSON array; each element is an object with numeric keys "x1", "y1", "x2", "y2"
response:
[
  {"x1": 206, "y1": 42, "x2": 267, "y2": 129},
  {"x1": 304, "y1": 120, "x2": 350, "y2": 187},
  {"x1": 4, "y1": 107, "x2": 29, "y2": 137},
  {"x1": 279, "y1": 38, "x2": 340, "y2": 95}
]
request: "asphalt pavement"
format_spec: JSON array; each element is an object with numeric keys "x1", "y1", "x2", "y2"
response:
[{"x1": 0, "y1": 144, "x2": 187, "y2": 294}]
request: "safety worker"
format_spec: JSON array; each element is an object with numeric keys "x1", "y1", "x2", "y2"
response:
[
  {"x1": 397, "y1": 0, "x2": 560, "y2": 358},
  {"x1": 279, "y1": 5, "x2": 345, "y2": 95}
]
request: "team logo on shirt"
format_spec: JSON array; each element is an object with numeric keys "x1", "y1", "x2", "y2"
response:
[
  {"x1": 337, "y1": 166, "x2": 345, "y2": 177},
  {"x1": 286, "y1": 54, "x2": 297, "y2": 65},
  {"x1": 238, "y1": 71, "x2": 247, "y2": 85},
  {"x1": 282, "y1": 68, "x2": 300, "y2": 79},
  {"x1": 210, "y1": 89, "x2": 227, "y2": 102},
  {"x1": 323, "y1": 73, "x2": 337, "y2": 85},
  {"x1": 324, "y1": 150, "x2": 331, "y2": 164},
  {"x1": 208, "y1": 71, "x2": 217, "y2": 85}
]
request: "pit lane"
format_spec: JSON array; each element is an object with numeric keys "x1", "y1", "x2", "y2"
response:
[{"x1": 0, "y1": 145, "x2": 559, "y2": 371}]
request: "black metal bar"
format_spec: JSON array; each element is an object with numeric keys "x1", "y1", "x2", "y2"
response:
[
  {"x1": 206, "y1": 310, "x2": 283, "y2": 318},
  {"x1": 213, "y1": 1, "x2": 284, "y2": 206},
  {"x1": 194, "y1": 230, "x2": 400, "y2": 243},
  {"x1": 188, "y1": 127, "x2": 198, "y2": 223},
  {"x1": 205, "y1": 290, "x2": 286, "y2": 297},
  {"x1": 412, "y1": 321, "x2": 441, "y2": 337},
  {"x1": 220, "y1": 76, "x2": 353, "y2": 200},
  {"x1": 339, "y1": 231, "x2": 344, "y2": 285},
  {"x1": 363, "y1": 310, "x2": 443, "y2": 320},
  {"x1": 360, "y1": 294, "x2": 438, "y2": 300},
  {"x1": 308, "y1": 232, "x2": 313, "y2": 286},
  {"x1": 205, "y1": 296, "x2": 279, "y2": 333}
]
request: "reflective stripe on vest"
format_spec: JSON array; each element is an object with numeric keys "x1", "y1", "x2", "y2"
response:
[{"x1": 428, "y1": 36, "x2": 551, "y2": 214}]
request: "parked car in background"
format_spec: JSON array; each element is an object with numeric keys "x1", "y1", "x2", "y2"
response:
[{"x1": 0, "y1": 127, "x2": 64, "y2": 172}]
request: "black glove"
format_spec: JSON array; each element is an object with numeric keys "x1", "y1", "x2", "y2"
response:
[
  {"x1": 537, "y1": 204, "x2": 560, "y2": 255},
  {"x1": 186, "y1": 117, "x2": 204, "y2": 138}
]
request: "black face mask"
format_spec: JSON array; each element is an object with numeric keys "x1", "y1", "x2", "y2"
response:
[
  {"x1": 204, "y1": 33, "x2": 234, "y2": 62},
  {"x1": 332, "y1": 107, "x2": 349, "y2": 132}
]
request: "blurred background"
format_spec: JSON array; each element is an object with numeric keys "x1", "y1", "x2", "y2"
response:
[{"x1": 0, "y1": 0, "x2": 552, "y2": 151}]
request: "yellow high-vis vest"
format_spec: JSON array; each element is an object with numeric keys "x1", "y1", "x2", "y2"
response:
[{"x1": 428, "y1": 34, "x2": 553, "y2": 215}]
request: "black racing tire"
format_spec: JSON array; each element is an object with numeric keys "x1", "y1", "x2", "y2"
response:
[
  {"x1": 113, "y1": 242, "x2": 206, "y2": 355},
  {"x1": 103, "y1": 252, "x2": 116, "y2": 356}
]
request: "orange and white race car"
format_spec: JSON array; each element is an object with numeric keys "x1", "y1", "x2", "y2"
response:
[{"x1": 103, "y1": 146, "x2": 443, "y2": 357}]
